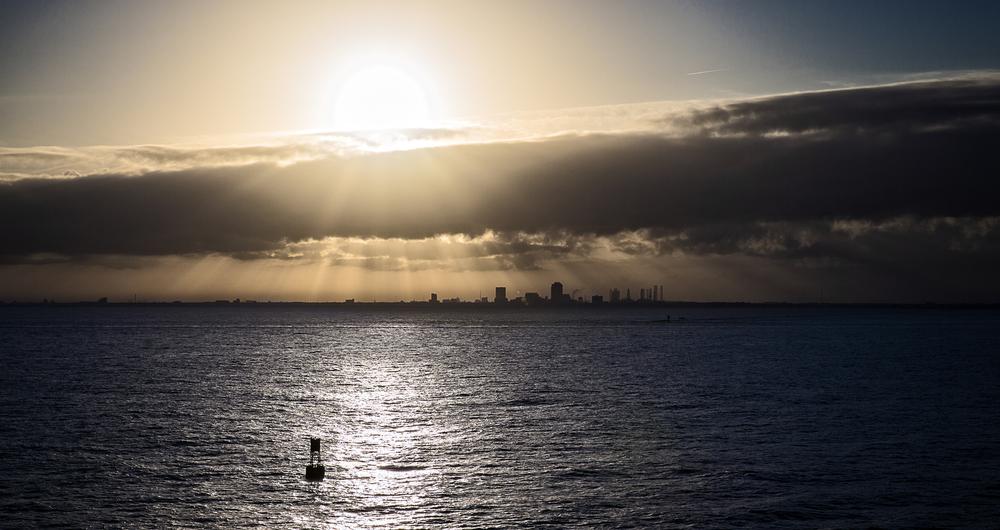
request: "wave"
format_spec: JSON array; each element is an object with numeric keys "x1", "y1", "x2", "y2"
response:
[{"x1": 377, "y1": 464, "x2": 427, "y2": 472}]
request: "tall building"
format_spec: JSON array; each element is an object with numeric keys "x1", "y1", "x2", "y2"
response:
[
  {"x1": 550, "y1": 282, "x2": 563, "y2": 303},
  {"x1": 609, "y1": 288, "x2": 621, "y2": 303},
  {"x1": 525, "y1": 292, "x2": 542, "y2": 306},
  {"x1": 495, "y1": 287, "x2": 507, "y2": 304},
  {"x1": 430, "y1": 293, "x2": 439, "y2": 303}
]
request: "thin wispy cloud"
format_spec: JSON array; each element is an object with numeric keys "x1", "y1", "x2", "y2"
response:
[{"x1": 686, "y1": 68, "x2": 728, "y2": 76}]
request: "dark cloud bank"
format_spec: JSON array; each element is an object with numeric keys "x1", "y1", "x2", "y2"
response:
[{"x1": 3, "y1": 77, "x2": 1000, "y2": 300}]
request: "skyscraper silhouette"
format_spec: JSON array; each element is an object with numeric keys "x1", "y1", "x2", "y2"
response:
[{"x1": 551, "y1": 282, "x2": 563, "y2": 303}]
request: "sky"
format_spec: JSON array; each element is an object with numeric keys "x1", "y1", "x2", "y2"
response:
[{"x1": 1, "y1": 0, "x2": 999, "y2": 302}]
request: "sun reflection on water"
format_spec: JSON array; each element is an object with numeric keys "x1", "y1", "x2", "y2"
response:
[{"x1": 296, "y1": 328, "x2": 451, "y2": 528}]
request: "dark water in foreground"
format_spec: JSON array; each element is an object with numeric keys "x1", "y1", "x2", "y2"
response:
[{"x1": 1, "y1": 306, "x2": 999, "y2": 528}]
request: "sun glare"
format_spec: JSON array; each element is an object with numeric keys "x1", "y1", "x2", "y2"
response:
[{"x1": 333, "y1": 65, "x2": 432, "y2": 131}]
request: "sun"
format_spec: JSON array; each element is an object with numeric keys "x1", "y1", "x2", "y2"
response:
[{"x1": 333, "y1": 65, "x2": 432, "y2": 131}]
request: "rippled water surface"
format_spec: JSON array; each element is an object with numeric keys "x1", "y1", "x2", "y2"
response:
[{"x1": 2, "y1": 306, "x2": 999, "y2": 528}]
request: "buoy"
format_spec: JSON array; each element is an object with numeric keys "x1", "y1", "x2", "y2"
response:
[{"x1": 305, "y1": 437, "x2": 325, "y2": 481}]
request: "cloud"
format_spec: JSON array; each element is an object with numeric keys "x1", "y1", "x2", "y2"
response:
[
  {"x1": 683, "y1": 75, "x2": 1000, "y2": 136},
  {"x1": 0, "y1": 126, "x2": 474, "y2": 179},
  {"x1": 1, "y1": 75, "x2": 999, "y2": 286},
  {"x1": 225, "y1": 231, "x2": 582, "y2": 272},
  {"x1": 686, "y1": 68, "x2": 727, "y2": 76}
]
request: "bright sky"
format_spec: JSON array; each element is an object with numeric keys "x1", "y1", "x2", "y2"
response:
[{"x1": 2, "y1": 0, "x2": 998, "y2": 145}]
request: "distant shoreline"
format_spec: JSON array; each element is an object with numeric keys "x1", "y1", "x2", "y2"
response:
[{"x1": 2, "y1": 301, "x2": 998, "y2": 309}]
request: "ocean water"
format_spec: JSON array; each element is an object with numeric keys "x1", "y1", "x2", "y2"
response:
[{"x1": 1, "y1": 305, "x2": 998, "y2": 528}]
